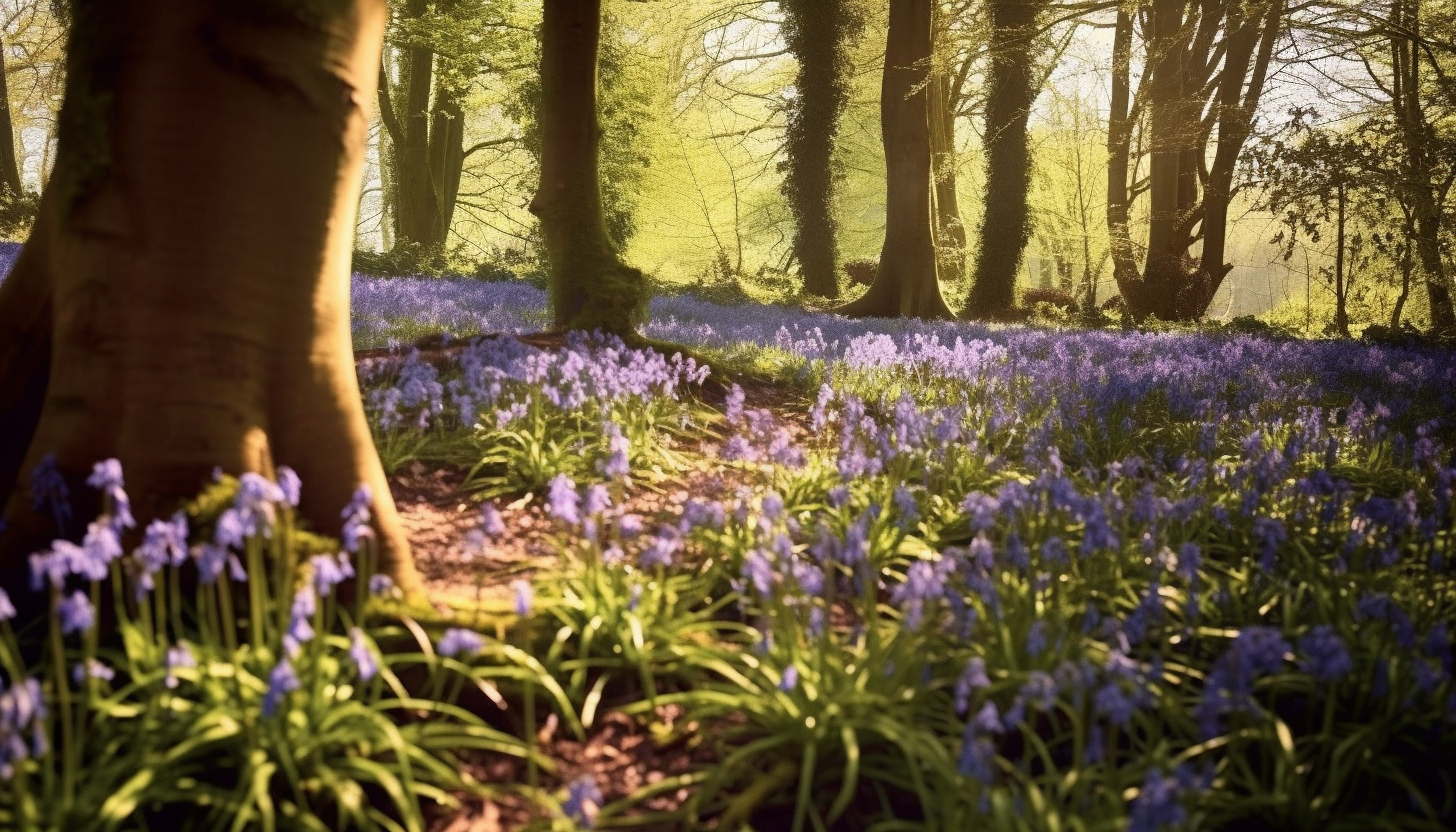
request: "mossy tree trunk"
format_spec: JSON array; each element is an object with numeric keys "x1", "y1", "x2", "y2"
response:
[
  {"x1": 963, "y1": 0, "x2": 1041, "y2": 320},
  {"x1": 529, "y1": 0, "x2": 645, "y2": 334},
  {"x1": 838, "y1": 0, "x2": 953, "y2": 320},
  {"x1": 375, "y1": 0, "x2": 464, "y2": 259},
  {"x1": 930, "y1": 40, "x2": 968, "y2": 288},
  {"x1": 1141, "y1": 0, "x2": 1196, "y2": 321},
  {"x1": 0, "y1": 0, "x2": 422, "y2": 599},
  {"x1": 780, "y1": 0, "x2": 864, "y2": 300}
]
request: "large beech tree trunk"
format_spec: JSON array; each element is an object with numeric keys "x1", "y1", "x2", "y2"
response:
[
  {"x1": 530, "y1": 0, "x2": 645, "y2": 334},
  {"x1": 0, "y1": 0, "x2": 422, "y2": 598},
  {"x1": 963, "y1": 0, "x2": 1040, "y2": 320},
  {"x1": 780, "y1": 0, "x2": 862, "y2": 300},
  {"x1": 838, "y1": 0, "x2": 953, "y2": 320},
  {"x1": 1141, "y1": 0, "x2": 1194, "y2": 322}
]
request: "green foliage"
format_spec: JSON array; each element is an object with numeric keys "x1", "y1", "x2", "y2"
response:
[{"x1": 0, "y1": 472, "x2": 537, "y2": 832}]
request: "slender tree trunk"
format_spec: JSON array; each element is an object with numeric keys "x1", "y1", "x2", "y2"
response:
[
  {"x1": 1188, "y1": 0, "x2": 1282, "y2": 319},
  {"x1": 427, "y1": 87, "x2": 464, "y2": 250},
  {"x1": 1390, "y1": 0, "x2": 1456, "y2": 335},
  {"x1": 0, "y1": 39, "x2": 23, "y2": 197},
  {"x1": 393, "y1": 0, "x2": 435, "y2": 253},
  {"x1": 0, "y1": 0, "x2": 421, "y2": 598},
  {"x1": 963, "y1": 0, "x2": 1039, "y2": 320},
  {"x1": 838, "y1": 0, "x2": 952, "y2": 319},
  {"x1": 780, "y1": 0, "x2": 862, "y2": 299},
  {"x1": 1333, "y1": 182, "x2": 1350, "y2": 337},
  {"x1": 930, "y1": 59, "x2": 967, "y2": 288},
  {"x1": 529, "y1": 0, "x2": 645, "y2": 333},
  {"x1": 1106, "y1": 6, "x2": 1143, "y2": 313}
]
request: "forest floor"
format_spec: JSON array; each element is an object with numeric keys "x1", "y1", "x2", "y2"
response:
[{"x1": 365, "y1": 333, "x2": 812, "y2": 831}]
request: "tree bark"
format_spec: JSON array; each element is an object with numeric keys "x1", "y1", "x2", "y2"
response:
[
  {"x1": 0, "y1": 0, "x2": 422, "y2": 599},
  {"x1": 1187, "y1": 0, "x2": 1282, "y2": 319},
  {"x1": 1106, "y1": 6, "x2": 1143, "y2": 312},
  {"x1": 780, "y1": 0, "x2": 862, "y2": 300},
  {"x1": 0, "y1": 37, "x2": 24, "y2": 197},
  {"x1": 1389, "y1": 0, "x2": 1456, "y2": 335},
  {"x1": 963, "y1": 0, "x2": 1040, "y2": 320},
  {"x1": 1142, "y1": 0, "x2": 1193, "y2": 321},
  {"x1": 838, "y1": 0, "x2": 952, "y2": 320},
  {"x1": 529, "y1": 0, "x2": 646, "y2": 334},
  {"x1": 930, "y1": 53, "x2": 967, "y2": 288}
]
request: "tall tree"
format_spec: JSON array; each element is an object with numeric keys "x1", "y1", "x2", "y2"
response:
[
  {"x1": 1105, "y1": 4, "x2": 1141, "y2": 300},
  {"x1": 0, "y1": 32, "x2": 23, "y2": 198},
  {"x1": 962, "y1": 0, "x2": 1045, "y2": 319},
  {"x1": 838, "y1": 0, "x2": 953, "y2": 319},
  {"x1": 0, "y1": 0, "x2": 421, "y2": 596},
  {"x1": 376, "y1": 0, "x2": 469, "y2": 262},
  {"x1": 529, "y1": 0, "x2": 646, "y2": 333},
  {"x1": 779, "y1": 0, "x2": 864, "y2": 299}
]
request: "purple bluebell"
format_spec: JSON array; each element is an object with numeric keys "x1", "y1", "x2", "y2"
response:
[
  {"x1": 1021, "y1": 671, "x2": 1058, "y2": 711},
  {"x1": 480, "y1": 503, "x2": 506, "y2": 538},
  {"x1": 779, "y1": 664, "x2": 799, "y2": 691},
  {"x1": 511, "y1": 579, "x2": 533, "y2": 617},
  {"x1": 311, "y1": 553, "x2": 354, "y2": 597},
  {"x1": 639, "y1": 526, "x2": 681, "y2": 569},
  {"x1": 958, "y1": 733, "x2": 996, "y2": 784},
  {"x1": 276, "y1": 466, "x2": 301, "y2": 508},
  {"x1": 165, "y1": 643, "x2": 196, "y2": 689},
  {"x1": 546, "y1": 474, "x2": 580, "y2": 526},
  {"x1": 563, "y1": 774, "x2": 603, "y2": 829},
  {"x1": 28, "y1": 453, "x2": 72, "y2": 530},
  {"x1": 58, "y1": 591, "x2": 95, "y2": 635},
  {"x1": 369, "y1": 573, "x2": 395, "y2": 597},
  {"x1": 262, "y1": 658, "x2": 301, "y2": 716},
  {"x1": 1025, "y1": 621, "x2": 1047, "y2": 659},
  {"x1": 72, "y1": 658, "x2": 115, "y2": 684},
  {"x1": 350, "y1": 628, "x2": 378, "y2": 682},
  {"x1": 1297, "y1": 626, "x2": 1354, "y2": 683},
  {"x1": 1127, "y1": 769, "x2": 1188, "y2": 832},
  {"x1": 438, "y1": 628, "x2": 484, "y2": 659},
  {"x1": 0, "y1": 589, "x2": 13, "y2": 622}
]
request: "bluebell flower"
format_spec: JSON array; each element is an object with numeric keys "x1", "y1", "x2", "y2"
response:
[
  {"x1": 165, "y1": 643, "x2": 196, "y2": 689},
  {"x1": 1094, "y1": 682, "x2": 1135, "y2": 727},
  {"x1": 511, "y1": 579, "x2": 533, "y2": 617},
  {"x1": 583, "y1": 484, "x2": 611, "y2": 518},
  {"x1": 58, "y1": 591, "x2": 95, "y2": 635},
  {"x1": 742, "y1": 550, "x2": 774, "y2": 596},
  {"x1": 341, "y1": 485, "x2": 374, "y2": 553},
  {"x1": 369, "y1": 573, "x2": 396, "y2": 597},
  {"x1": 971, "y1": 701, "x2": 1003, "y2": 735},
  {"x1": 78, "y1": 521, "x2": 122, "y2": 581},
  {"x1": 276, "y1": 466, "x2": 301, "y2": 508},
  {"x1": 1025, "y1": 621, "x2": 1047, "y2": 659},
  {"x1": 72, "y1": 658, "x2": 115, "y2": 685},
  {"x1": 639, "y1": 526, "x2": 681, "y2": 569},
  {"x1": 350, "y1": 628, "x2": 378, "y2": 682},
  {"x1": 311, "y1": 553, "x2": 354, "y2": 597},
  {"x1": 262, "y1": 658, "x2": 301, "y2": 716},
  {"x1": 546, "y1": 474, "x2": 580, "y2": 526},
  {"x1": 562, "y1": 774, "x2": 603, "y2": 829},
  {"x1": 1041, "y1": 537, "x2": 1068, "y2": 565},
  {"x1": 957, "y1": 733, "x2": 996, "y2": 784},
  {"x1": 724, "y1": 384, "x2": 745, "y2": 427},
  {"x1": 438, "y1": 628, "x2": 484, "y2": 659},
  {"x1": 761, "y1": 491, "x2": 785, "y2": 522},
  {"x1": 480, "y1": 503, "x2": 506, "y2": 538},
  {"x1": 0, "y1": 589, "x2": 13, "y2": 622},
  {"x1": 1083, "y1": 724, "x2": 1105, "y2": 765},
  {"x1": 827, "y1": 485, "x2": 850, "y2": 508},
  {"x1": 955, "y1": 657, "x2": 991, "y2": 716},
  {"x1": 962, "y1": 491, "x2": 1000, "y2": 532},
  {"x1": 1297, "y1": 626, "x2": 1354, "y2": 683},
  {"x1": 136, "y1": 514, "x2": 189, "y2": 586},
  {"x1": 1021, "y1": 671, "x2": 1058, "y2": 711},
  {"x1": 235, "y1": 472, "x2": 283, "y2": 537},
  {"x1": 779, "y1": 664, "x2": 799, "y2": 691},
  {"x1": 28, "y1": 453, "x2": 71, "y2": 530},
  {"x1": 1127, "y1": 768, "x2": 1188, "y2": 832},
  {"x1": 599, "y1": 423, "x2": 632, "y2": 480}
]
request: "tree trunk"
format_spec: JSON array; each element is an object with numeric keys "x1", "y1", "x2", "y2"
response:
[
  {"x1": 392, "y1": 0, "x2": 436, "y2": 253},
  {"x1": 529, "y1": 0, "x2": 646, "y2": 334},
  {"x1": 838, "y1": 0, "x2": 953, "y2": 320},
  {"x1": 0, "y1": 38, "x2": 24, "y2": 197},
  {"x1": 930, "y1": 56, "x2": 967, "y2": 288},
  {"x1": 1106, "y1": 6, "x2": 1143, "y2": 312},
  {"x1": 0, "y1": 0, "x2": 422, "y2": 598},
  {"x1": 780, "y1": 0, "x2": 862, "y2": 300},
  {"x1": 963, "y1": 0, "x2": 1039, "y2": 320},
  {"x1": 1389, "y1": 0, "x2": 1456, "y2": 335},
  {"x1": 1187, "y1": 0, "x2": 1282, "y2": 319},
  {"x1": 1333, "y1": 182, "x2": 1350, "y2": 337},
  {"x1": 428, "y1": 87, "x2": 464, "y2": 249},
  {"x1": 1142, "y1": 0, "x2": 1193, "y2": 321}
]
